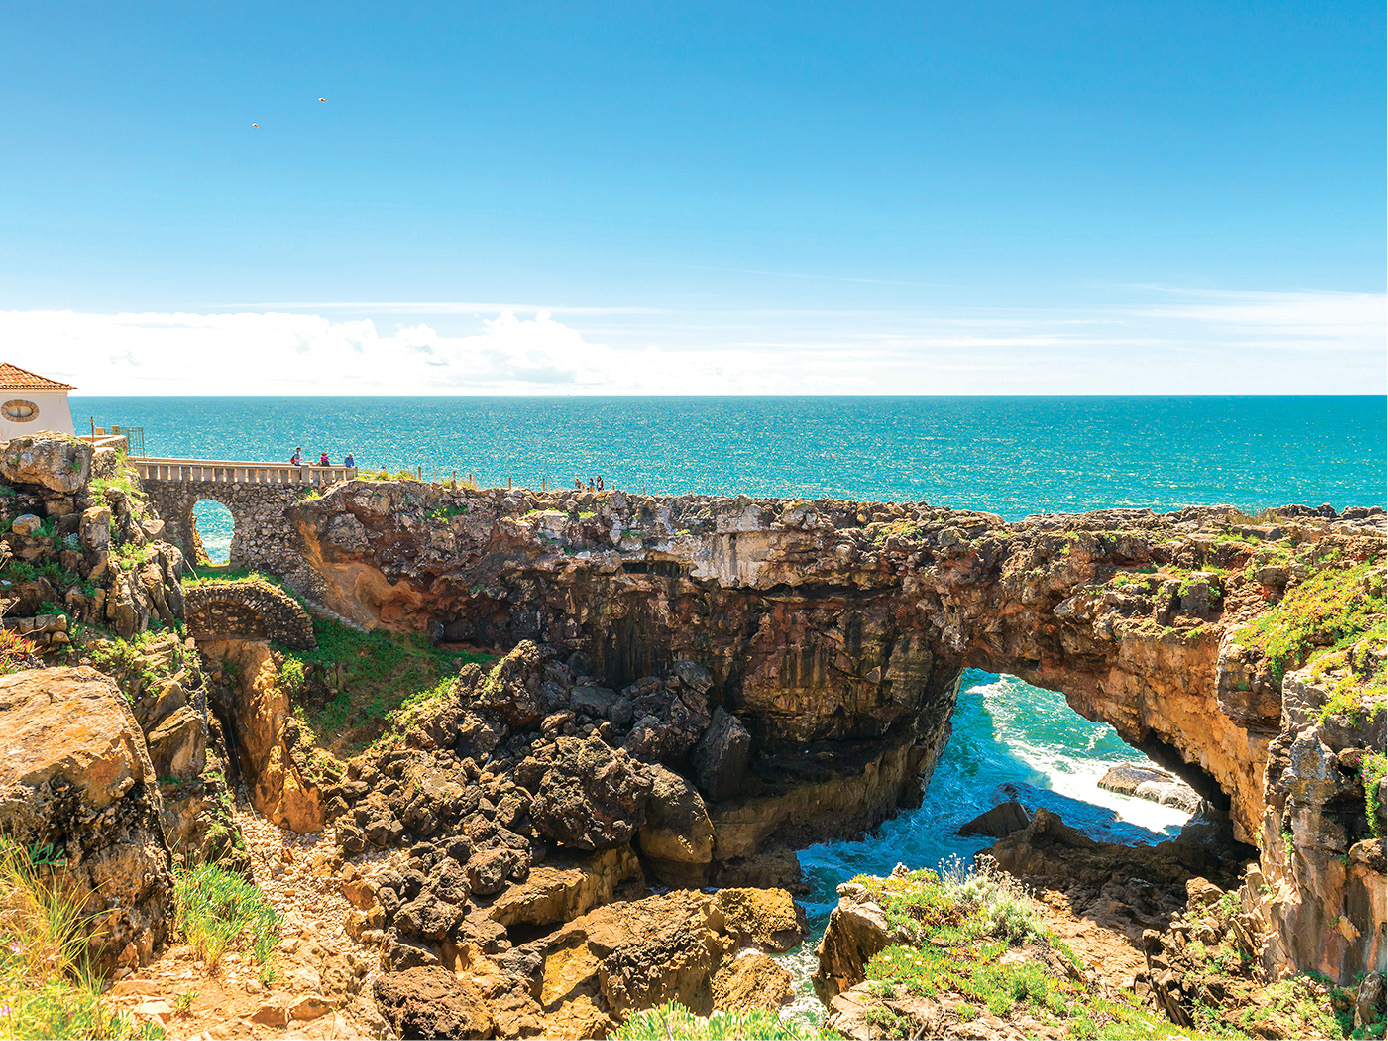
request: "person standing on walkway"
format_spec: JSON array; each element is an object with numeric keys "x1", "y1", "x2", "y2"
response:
[{"x1": 290, "y1": 446, "x2": 302, "y2": 465}]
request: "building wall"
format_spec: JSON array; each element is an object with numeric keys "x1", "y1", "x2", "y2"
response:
[{"x1": 0, "y1": 390, "x2": 75, "y2": 440}]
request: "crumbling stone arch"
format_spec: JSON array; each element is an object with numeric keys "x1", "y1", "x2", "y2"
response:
[{"x1": 183, "y1": 579, "x2": 316, "y2": 650}]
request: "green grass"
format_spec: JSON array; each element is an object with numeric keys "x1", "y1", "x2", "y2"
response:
[
  {"x1": 80, "y1": 627, "x2": 185, "y2": 702},
  {"x1": 428, "y1": 504, "x2": 468, "y2": 520},
  {"x1": 172, "y1": 862, "x2": 279, "y2": 981},
  {"x1": 89, "y1": 472, "x2": 147, "y2": 505},
  {"x1": 0, "y1": 839, "x2": 157, "y2": 1040},
  {"x1": 1233, "y1": 559, "x2": 1385, "y2": 688},
  {"x1": 280, "y1": 615, "x2": 494, "y2": 756},
  {"x1": 848, "y1": 858, "x2": 1219, "y2": 1040},
  {"x1": 612, "y1": 1002, "x2": 824, "y2": 1040}
]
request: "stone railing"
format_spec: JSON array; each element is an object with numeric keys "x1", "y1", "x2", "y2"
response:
[{"x1": 133, "y1": 458, "x2": 357, "y2": 487}]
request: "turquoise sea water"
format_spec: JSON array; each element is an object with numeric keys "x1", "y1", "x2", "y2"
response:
[
  {"x1": 79, "y1": 394, "x2": 1384, "y2": 1017},
  {"x1": 80, "y1": 395, "x2": 1386, "y2": 521}
]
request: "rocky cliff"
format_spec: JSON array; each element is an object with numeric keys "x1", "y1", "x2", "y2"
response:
[
  {"x1": 275, "y1": 481, "x2": 1384, "y2": 985},
  {"x1": 0, "y1": 436, "x2": 1383, "y2": 1035}
]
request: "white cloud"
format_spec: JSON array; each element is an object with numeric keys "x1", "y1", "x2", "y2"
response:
[{"x1": 3, "y1": 285, "x2": 1383, "y2": 396}]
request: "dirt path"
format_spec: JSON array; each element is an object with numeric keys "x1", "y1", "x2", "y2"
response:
[{"x1": 108, "y1": 793, "x2": 389, "y2": 1040}]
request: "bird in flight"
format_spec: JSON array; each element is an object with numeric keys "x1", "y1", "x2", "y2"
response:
[
  {"x1": 252, "y1": 123, "x2": 259, "y2": 128},
  {"x1": 318, "y1": 97, "x2": 327, "y2": 103}
]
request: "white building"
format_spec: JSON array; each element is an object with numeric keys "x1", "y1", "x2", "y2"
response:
[{"x1": 0, "y1": 363, "x2": 76, "y2": 440}]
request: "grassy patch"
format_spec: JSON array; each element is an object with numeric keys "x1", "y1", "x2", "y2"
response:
[
  {"x1": 851, "y1": 859, "x2": 1209, "y2": 1040},
  {"x1": 0, "y1": 839, "x2": 154, "y2": 1039},
  {"x1": 281, "y1": 616, "x2": 494, "y2": 757},
  {"x1": 428, "y1": 504, "x2": 468, "y2": 520},
  {"x1": 80, "y1": 627, "x2": 185, "y2": 702},
  {"x1": 1233, "y1": 560, "x2": 1385, "y2": 689},
  {"x1": 612, "y1": 1001, "x2": 822, "y2": 1040},
  {"x1": 172, "y1": 862, "x2": 278, "y2": 981}
]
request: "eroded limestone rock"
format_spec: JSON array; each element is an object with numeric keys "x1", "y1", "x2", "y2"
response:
[{"x1": 0, "y1": 667, "x2": 174, "y2": 972}]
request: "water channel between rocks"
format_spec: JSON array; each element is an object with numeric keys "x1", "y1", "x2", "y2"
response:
[{"x1": 774, "y1": 669, "x2": 1193, "y2": 1027}]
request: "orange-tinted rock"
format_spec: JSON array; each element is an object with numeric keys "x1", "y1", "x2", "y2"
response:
[{"x1": 0, "y1": 667, "x2": 174, "y2": 971}]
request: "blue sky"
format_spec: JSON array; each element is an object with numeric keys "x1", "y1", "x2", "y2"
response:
[{"x1": 2, "y1": 1, "x2": 1384, "y2": 394}]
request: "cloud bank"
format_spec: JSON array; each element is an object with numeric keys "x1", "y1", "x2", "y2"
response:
[{"x1": 3, "y1": 288, "x2": 1382, "y2": 395}]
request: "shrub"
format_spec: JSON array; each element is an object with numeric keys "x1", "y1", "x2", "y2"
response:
[
  {"x1": 0, "y1": 629, "x2": 39, "y2": 676},
  {"x1": 172, "y1": 862, "x2": 279, "y2": 979},
  {"x1": 276, "y1": 655, "x2": 306, "y2": 696},
  {"x1": 1364, "y1": 753, "x2": 1387, "y2": 838}
]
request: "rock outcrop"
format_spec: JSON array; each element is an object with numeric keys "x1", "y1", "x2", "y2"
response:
[
  {"x1": 0, "y1": 667, "x2": 174, "y2": 972},
  {"x1": 279, "y1": 482, "x2": 1383, "y2": 983},
  {"x1": 1098, "y1": 763, "x2": 1202, "y2": 814},
  {"x1": 203, "y1": 638, "x2": 326, "y2": 833}
]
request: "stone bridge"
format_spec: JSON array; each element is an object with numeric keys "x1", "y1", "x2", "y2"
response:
[
  {"x1": 136, "y1": 458, "x2": 355, "y2": 573},
  {"x1": 182, "y1": 578, "x2": 317, "y2": 649}
]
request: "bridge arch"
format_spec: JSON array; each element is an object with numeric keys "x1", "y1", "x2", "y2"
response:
[
  {"x1": 136, "y1": 458, "x2": 354, "y2": 578},
  {"x1": 191, "y1": 499, "x2": 235, "y2": 565},
  {"x1": 183, "y1": 578, "x2": 316, "y2": 649}
]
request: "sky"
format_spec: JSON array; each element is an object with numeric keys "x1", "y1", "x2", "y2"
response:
[{"x1": 1, "y1": 1, "x2": 1384, "y2": 395}]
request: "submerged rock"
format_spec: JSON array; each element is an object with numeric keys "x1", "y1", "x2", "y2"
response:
[{"x1": 1098, "y1": 763, "x2": 1201, "y2": 814}]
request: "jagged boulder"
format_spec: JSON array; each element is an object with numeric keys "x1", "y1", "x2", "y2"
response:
[
  {"x1": 712, "y1": 950, "x2": 794, "y2": 1011},
  {"x1": 374, "y1": 966, "x2": 494, "y2": 1040},
  {"x1": 0, "y1": 433, "x2": 91, "y2": 494},
  {"x1": 637, "y1": 763, "x2": 715, "y2": 865},
  {"x1": 524, "y1": 890, "x2": 736, "y2": 1018},
  {"x1": 525, "y1": 735, "x2": 652, "y2": 850},
  {"x1": 716, "y1": 887, "x2": 807, "y2": 951},
  {"x1": 958, "y1": 799, "x2": 1031, "y2": 837},
  {"x1": 0, "y1": 667, "x2": 174, "y2": 972},
  {"x1": 813, "y1": 882, "x2": 893, "y2": 1000},
  {"x1": 472, "y1": 640, "x2": 546, "y2": 729},
  {"x1": 692, "y1": 707, "x2": 751, "y2": 802}
]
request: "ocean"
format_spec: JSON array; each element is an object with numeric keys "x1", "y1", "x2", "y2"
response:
[{"x1": 79, "y1": 394, "x2": 1385, "y2": 1019}]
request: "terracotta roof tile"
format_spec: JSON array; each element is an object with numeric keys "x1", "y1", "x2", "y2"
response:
[{"x1": 0, "y1": 363, "x2": 76, "y2": 391}]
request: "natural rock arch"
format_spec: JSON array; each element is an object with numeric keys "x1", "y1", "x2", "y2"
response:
[{"x1": 182, "y1": 579, "x2": 316, "y2": 650}]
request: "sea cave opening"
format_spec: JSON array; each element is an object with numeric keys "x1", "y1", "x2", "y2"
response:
[
  {"x1": 776, "y1": 669, "x2": 1241, "y2": 1021},
  {"x1": 191, "y1": 498, "x2": 235, "y2": 565}
]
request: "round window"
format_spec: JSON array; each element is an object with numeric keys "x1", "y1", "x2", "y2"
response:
[{"x1": 2, "y1": 400, "x2": 38, "y2": 422}]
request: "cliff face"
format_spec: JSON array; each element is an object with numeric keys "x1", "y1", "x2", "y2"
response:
[{"x1": 279, "y1": 483, "x2": 1385, "y2": 983}]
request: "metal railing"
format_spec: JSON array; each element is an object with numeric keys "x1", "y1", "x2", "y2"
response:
[
  {"x1": 133, "y1": 457, "x2": 358, "y2": 487},
  {"x1": 85, "y1": 422, "x2": 145, "y2": 457}
]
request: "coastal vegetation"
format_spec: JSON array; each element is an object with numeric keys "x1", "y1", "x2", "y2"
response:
[
  {"x1": 845, "y1": 860, "x2": 1186, "y2": 1040},
  {"x1": 612, "y1": 1003, "x2": 821, "y2": 1040},
  {"x1": 172, "y1": 861, "x2": 278, "y2": 981},
  {"x1": 278, "y1": 614, "x2": 493, "y2": 757},
  {"x1": 0, "y1": 839, "x2": 156, "y2": 1040},
  {"x1": 1233, "y1": 553, "x2": 1386, "y2": 717}
]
